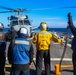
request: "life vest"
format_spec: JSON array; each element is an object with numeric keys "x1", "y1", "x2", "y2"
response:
[{"x1": 33, "y1": 31, "x2": 62, "y2": 50}]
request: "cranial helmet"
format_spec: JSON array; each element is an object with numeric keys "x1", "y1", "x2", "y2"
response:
[
  {"x1": 0, "y1": 22, "x2": 4, "y2": 32},
  {"x1": 0, "y1": 22, "x2": 4, "y2": 28},
  {"x1": 40, "y1": 22, "x2": 48, "y2": 30},
  {"x1": 18, "y1": 27, "x2": 28, "y2": 37}
]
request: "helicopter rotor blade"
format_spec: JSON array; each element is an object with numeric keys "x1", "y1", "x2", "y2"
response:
[
  {"x1": 31, "y1": 6, "x2": 76, "y2": 11},
  {"x1": 0, "y1": 5, "x2": 16, "y2": 11},
  {"x1": 22, "y1": 8, "x2": 29, "y2": 11},
  {"x1": 0, "y1": 5, "x2": 76, "y2": 14},
  {"x1": 0, "y1": 5, "x2": 29, "y2": 13},
  {"x1": 0, "y1": 11, "x2": 13, "y2": 13}
]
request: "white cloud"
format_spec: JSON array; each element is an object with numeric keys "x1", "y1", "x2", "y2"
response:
[
  {"x1": 32, "y1": 18, "x2": 76, "y2": 28},
  {"x1": 48, "y1": 20, "x2": 76, "y2": 28},
  {"x1": 57, "y1": 22, "x2": 67, "y2": 25},
  {"x1": 73, "y1": 20, "x2": 76, "y2": 24},
  {"x1": 46, "y1": 21, "x2": 68, "y2": 28},
  {"x1": 41, "y1": 17, "x2": 61, "y2": 20}
]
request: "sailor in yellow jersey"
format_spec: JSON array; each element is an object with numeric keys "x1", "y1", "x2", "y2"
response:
[{"x1": 32, "y1": 22, "x2": 63, "y2": 75}]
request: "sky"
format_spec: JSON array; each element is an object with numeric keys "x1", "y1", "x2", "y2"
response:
[{"x1": 0, "y1": 0, "x2": 76, "y2": 28}]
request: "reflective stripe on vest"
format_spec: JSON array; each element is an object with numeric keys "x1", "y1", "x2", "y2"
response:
[{"x1": 15, "y1": 40, "x2": 29, "y2": 45}]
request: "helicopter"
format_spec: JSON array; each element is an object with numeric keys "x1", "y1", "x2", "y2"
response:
[
  {"x1": 7, "y1": 11, "x2": 32, "y2": 37},
  {"x1": 0, "y1": 6, "x2": 76, "y2": 37},
  {"x1": 0, "y1": 6, "x2": 33, "y2": 37}
]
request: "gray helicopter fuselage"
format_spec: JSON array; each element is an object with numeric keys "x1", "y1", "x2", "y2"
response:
[{"x1": 8, "y1": 15, "x2": 32, "y2": 37}]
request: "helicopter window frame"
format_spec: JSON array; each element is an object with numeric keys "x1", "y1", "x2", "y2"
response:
[
  {"x1": 24, "y1": 19, "x2": 31, "y2": 25},
  {"x1": 11, "y1": 20, "x2": 18, "y2": 26},
  {"x1": 10, "y1": 19, "x2": 31, "y2": 26},
  {"x1": 18, "y1": 19, "x2": 31, "y2": 25},
  {"x1": 18, "y1": 20, "x2": 23, "y2": 25}
]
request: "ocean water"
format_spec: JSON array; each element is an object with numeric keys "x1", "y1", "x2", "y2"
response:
[
  {"x1": 3, "y1": 27, "x2": 72, "y2": 35},
  {"x1": 48, "y1": 28, "x2": 72, "y2": 35},
  {"x1": 3, "y1": 28, "x2": 10, "y2": 32},
  {"x1": 32, "y1": 28, "x2": 72, "y2": 35}
]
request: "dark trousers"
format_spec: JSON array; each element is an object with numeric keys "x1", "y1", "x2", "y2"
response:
[
  {"x1": 0, "y1": 55, "x2": 5, "y2": 75},
  {"x1": 72, "y1": 52, "x2": 76, "y2": 75},
  {"x1": 36, "y1": 50, "x2": 50, "y2": 75},
  {"x1": 10, "y1": 69, "x2": 30, "y2": 75}
]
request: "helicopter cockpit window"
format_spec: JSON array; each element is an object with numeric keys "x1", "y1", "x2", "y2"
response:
[
  {"x1": 12, "y1": 20, "x2": 30, "y2": 25},
  {"x1": 24, "y1": 20, "x2": 30, "y2": 25},
  {"x1": 18, "y1": 20, "x2": 30, "y2": 25},
  {"x1": 12, "y1": 21, "x2": 18, "y2": 25},
  {"x1": 19, "y1": 20, "x2": 23, "y2": 25}
]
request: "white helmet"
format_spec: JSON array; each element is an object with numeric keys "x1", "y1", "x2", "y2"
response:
[
  {"x1": 18, "y1": 27, "x2": 28, "y2": 37},
  {"x1": 40, "y1": 22, "x2": 48, "y2": 30},
  {"x1": 0, "y1": 22, "x2": 4, "y2": 30}
]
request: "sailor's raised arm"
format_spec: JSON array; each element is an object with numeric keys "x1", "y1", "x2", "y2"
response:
[{"x1": 68, "y1": 13, "x2": 76, "y2": 37}]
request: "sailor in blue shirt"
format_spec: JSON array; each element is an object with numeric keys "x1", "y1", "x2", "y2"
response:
[{"x1": 8, "y1": 27, "x2": 34, "y2": 75}]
